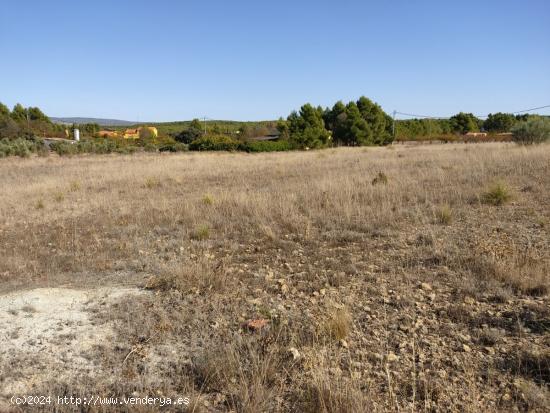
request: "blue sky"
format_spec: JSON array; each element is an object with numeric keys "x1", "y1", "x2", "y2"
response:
[{"x1": 1, "y1": 0, "x2": 549, "y2": 121}]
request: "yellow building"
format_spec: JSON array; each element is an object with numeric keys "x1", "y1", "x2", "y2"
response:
[{"x1": 123, "y1": 126, "x2": 158, "y2": 139}]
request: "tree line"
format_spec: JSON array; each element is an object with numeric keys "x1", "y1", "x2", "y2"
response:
[
  {"x1": 395, "y1": 112, "x2": 535, "y2": 140},
  {"x1": 2, "y1": 99, "x2": 548, "y2": 158},
  {"x1": 0, "y1": 102, "x2": 66, "y2": 139},
  {"x1": 174, "y1": 96, "x2": 394, "y2": 149}
]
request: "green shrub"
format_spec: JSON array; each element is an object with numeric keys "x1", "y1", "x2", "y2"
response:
[
  {"x1": 50, "y1": 141, "x2": 79, "y2": 156},
  {"x1": 511, "y1": 117, "x2": 550, "y2": 145},
  {"x1": 51, "y1": 138, "x2": 142, "y2": 156},
  {"x1": 159, "y1": 142, "x2": 188, "y2": 152},
  {"x1": 240, "y1": 140, "x2": 294, "y2": 152},
  {"x1": 0, "y1": 137, "x2": 46, "y2": 158},
  {"x1": 189, "y1": 135, "x2": 241, "y2": 151}
]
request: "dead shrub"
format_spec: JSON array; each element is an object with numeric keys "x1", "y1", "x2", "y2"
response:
[
  {"x1": 455, "y1": 254, "x2": 549, "y2": 297},
  {"x1": 477, "y1": 328, "x2": 503, "y2": 346},
  {"x1": 299, "y1": 374, "x2": 372, "y2": 413},
  {"x1": 193, "y1": 342, "x2": 283, "y2": 413},
  {"x1": 512, "y1": 378, "x2": 549, "y2": 410},
  {"x1": 505, "y1": 349, "x2": 550, "y2": 384},
  {"x1": 146, "y1": 257, "x2": 227, "y2": 294},
  {"x1": 323, "y1": 308, "x2": 352, "y2": 341},
  {"x1": 371, "y1": 171, "x2": 388, "y2": 185}
]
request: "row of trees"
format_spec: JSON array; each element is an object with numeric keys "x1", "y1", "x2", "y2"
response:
[
  {"x1": 277, "y1": 97, "x2": 393, "y2": 148},
  {"x1": 174, "y1": 97, "x2": 394, "y2": 149},
  {"x1": 0, "y1": 102, "x2": 65, "y2": 139},
  {"x1": 396, "y1": 112, "x2": 534, "y2": 140}
]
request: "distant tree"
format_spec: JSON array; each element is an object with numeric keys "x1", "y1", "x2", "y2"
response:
[
  {"x1": 324, "y1": 101, "x2": 346, "y2": 133},
  {"x1": 287, "y1": 104, "x2": 330, "y2": 149},
  {"x1": 484, "y1": 113, "x2": 516, "y2": 133},
  {"x1": 511, "y1": 117, "x2": 550, "y2": 144},
  {"x1": 27, "y1": 107, "x2": 50, "y2": 122},
  {"x1": 211, "y1": 124, "x2": 222, "y2": 134},
  {"x1": 238, "y1": 123, "x2": 251, "y2": 138},
  {"x1": 326, "y1": 97, "x2": 392, "y2": 145},
  {"x1": 449, "y1": 112, "x2": 480, "y2": 134},
  {"x1": 0, "y1": 102, "x2": 10, "y2": 117},
  {"x1": 11, "y1": 103, "x2": 28, "y2": 123},
  {"x1": 342, "y1": 102, "x2": 371, "y2": 145},
  {"x1": 175, "y1": 118, "x2": 203, "y2": 144},
  {"x1": 0, "y1": 116, "x2": 20, "y2": 139},
  {"x1": 356, "y1": 96, "x2": 392, "y2": 144},
  {"x1": 189, "y1": 118, "x2": 203, "y2": 131},
  {"x1": 276, "y1": 117, "x2": 289, "y2": 140},
  {"x1": 78, "y1": 123, "x2": 100, "y2": 136}
]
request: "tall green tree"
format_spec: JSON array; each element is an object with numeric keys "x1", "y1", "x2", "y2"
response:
[
  {"x1": 27, "y1": 107, "x2": 50, "y2": 122},
  {"x1": 449, "y1": 112, "x2": 480, "y2": 134},
  {"x1": 484, "y1": 112, "x2": 516, "y2": 132},
  {"x1": 356, "y1": 96, "x2": 391, "y2": 144},
  {"x1": 287, "y1": 104, "x2": 330, "y2": 149},
  {"x1": 0, "y1": 102, "x2": 10, "y2": 117},
  {"x1": 11, "y1": 103, "x2": 28, "y2": 122},
  {"x1": 175, "y1": 118, "x2": 204, "y2": 144}
]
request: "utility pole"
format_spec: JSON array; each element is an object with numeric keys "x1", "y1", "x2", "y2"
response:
[
  {"x1": 392, "y1": 110, "x2": 396, "y2": 140},
  {"x1": 202, "y1": 116, "x2": 207, "y2": 135}
]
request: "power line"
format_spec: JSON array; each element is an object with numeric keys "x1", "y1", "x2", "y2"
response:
[
  {"x1": 394, "y1": 104, "x2": 550, "y2": 120},
  {"x1": 395, "y1": 111, "x2": 448, "y2": 119},
  {"x1": 512, "y1": 104, "x2": 550, "y2": 114}
]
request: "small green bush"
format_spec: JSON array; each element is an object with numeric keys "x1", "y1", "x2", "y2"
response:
[
  {"x1": 511, "y1": 117, "x2": 550, "y2": 145},
  {"x1": 51, "y1": 138, "x2": 142, "y2": 156},
  {"x1": 0, "y1": 137, "x2": 46, "y2": 158},
  {"x1": 189, "y1": 135, "x2": 241, "y2": 151},
  {"x1": 50, "y1": 141, "x2": 79, "y2": 156}
]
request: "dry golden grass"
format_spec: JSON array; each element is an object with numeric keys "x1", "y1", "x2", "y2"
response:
[{"x1": 1, "y1": 142, "x2": 549, "y2": 412}]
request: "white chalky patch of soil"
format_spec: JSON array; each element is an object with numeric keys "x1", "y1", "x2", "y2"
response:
[{"x1": 0, "y1": 287, "x2": 145, "y2": 397}]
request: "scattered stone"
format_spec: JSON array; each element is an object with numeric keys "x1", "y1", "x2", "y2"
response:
[
  {"x1": 420, "y1": 282, "x2": 432, "y2": 291},
  {"x1": 386, "y1": 352, "x2": 399, "y2": 362},
  {"x1": 464, "y1": 296, "x2": 475, "y2": 305},
  {"x1": 288, "y1": 347, "x2": 301, "y2": 360}
]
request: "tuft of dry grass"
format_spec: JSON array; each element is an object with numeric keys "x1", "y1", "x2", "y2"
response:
[
  {"x1": 192, "y1": 224, "x2": 211, "y2": 240},
  {"x1": 435, "y1": 203, "x2": 453, "y2": 225},
  {"x1": 482, "y1": 181, "x2": 512, "y2": 205},
  {"x1": 202, "y1": 194, "x2": 214, "y2": 205},
  {"x1": 323, "y1": 308, "x2": 352, "y2": 341},
  {"x1": 146, "y1": 256, "x2": 228, "y2": 294},
  {"x1": 371, "y1": 171, "x2": 388, "y2": 185},
  {"x1": 300, "y1": 374, "x2": 373, "y2": 413}
]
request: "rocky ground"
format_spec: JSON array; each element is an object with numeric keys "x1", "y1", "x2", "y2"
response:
[{"x1": 0, "y1": 144, "x2": 548, "y2": 412}]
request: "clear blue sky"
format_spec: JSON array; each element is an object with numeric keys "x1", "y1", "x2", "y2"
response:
[{"x1": 1, "y1": 0, "x2": 549, "y2": 121}]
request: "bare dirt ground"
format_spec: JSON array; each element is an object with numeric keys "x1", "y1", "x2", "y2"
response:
[{"x1": 0, "y1": 143, "x2": 549, "y2": 412}]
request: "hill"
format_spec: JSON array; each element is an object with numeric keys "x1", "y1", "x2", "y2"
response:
[{"x1": 50, "y1": 117, "x2": 137, "y2": 126}]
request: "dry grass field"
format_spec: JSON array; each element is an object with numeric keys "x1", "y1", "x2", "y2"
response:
[{"x1": 0, "y1": 143, "x2": 549, "y2": 412}]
